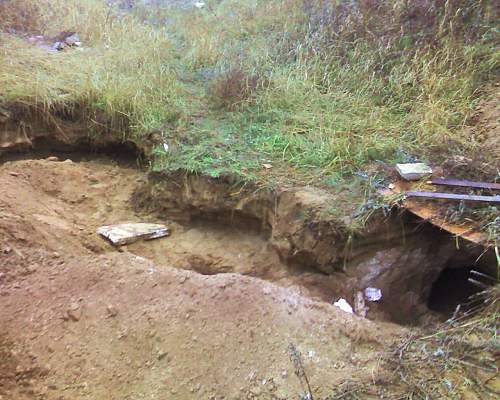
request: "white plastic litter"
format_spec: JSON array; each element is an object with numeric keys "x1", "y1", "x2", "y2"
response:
[
  {"x1": 333, "y1": 298, "x2": 353, "y2": 314},
  {"x1": 364, "y1": 287, "x2": 382, "y2": 302}
]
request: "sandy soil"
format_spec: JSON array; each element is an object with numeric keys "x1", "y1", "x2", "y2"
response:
[{"x1": 0, "y1": 157, "x2": 403, "y2": 399}]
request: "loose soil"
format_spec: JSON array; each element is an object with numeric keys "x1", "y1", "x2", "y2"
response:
[{"x1": 0, "y1": 156, "x2": 404, "y2": 400}]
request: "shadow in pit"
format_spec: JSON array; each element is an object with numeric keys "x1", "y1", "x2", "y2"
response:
[
  {"x1": 428, "y1": 266, "x2": 479, "y2": 315},
  {"x1": 0, "y1": 136, "x2": 144, "y2": 168},
  {"x1": 346, "y1": 212, "x2": 497, "y2": 326}
]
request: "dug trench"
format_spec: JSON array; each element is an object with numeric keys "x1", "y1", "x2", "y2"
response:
[{"x1": 0, "y1": 126, "x2": 496, "y2": 399}]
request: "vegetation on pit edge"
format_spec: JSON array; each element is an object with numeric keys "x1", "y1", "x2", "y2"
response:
[{"x1": 0, "y1": 0, "x2": 499, "y2": 228}]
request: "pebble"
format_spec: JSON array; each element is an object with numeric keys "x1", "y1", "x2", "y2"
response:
[
  {"x1": 67, "y1": 303, "x2": 82, "y2": 321},
  {"x1": 106, "y1": 305, "x2": 118, "y2": 317}
]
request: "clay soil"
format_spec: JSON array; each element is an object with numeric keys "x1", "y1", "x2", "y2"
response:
[{"x1": 0, "y1": 156, "x2": 404, "y2": 400}]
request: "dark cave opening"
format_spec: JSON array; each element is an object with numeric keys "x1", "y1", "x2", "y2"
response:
[{"x1": 427, "y1": 265, "x2": 482, "y2": 316}]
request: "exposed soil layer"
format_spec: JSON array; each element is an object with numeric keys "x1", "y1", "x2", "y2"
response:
[
  {"x1": 0, "y1": 157, "x2": 403, "y2": 400},
  {"x1": 135, "y1": 170, "x2": 490, "y2": 324},
  {"x1": 0, "y1": 119, "x2": 495, "y2": 398}
]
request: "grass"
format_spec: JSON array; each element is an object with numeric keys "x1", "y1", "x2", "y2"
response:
[
  {"x1": 0, "y1": 0, "x2": 499, "y2": 226},
  {"x1": 0, "y1": 0, "x2": 187, "y2": 137},
  {"x1": 387, "y1": 286, "x2": 500, "y2": 399},
  {"x1": 1, "y1": 2, "x2": 499, "y2": 397},
  {"x1": 322, "y1": 286, "x2": 500, "y2": 399}
]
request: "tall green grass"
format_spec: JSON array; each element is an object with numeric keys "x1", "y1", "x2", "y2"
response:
[
  {"x1": 161, "y1": 0, "x2": 498, "y2": 183},
  {"x1": 1, "y1": 0, "x2": 498, "y2": 204}
]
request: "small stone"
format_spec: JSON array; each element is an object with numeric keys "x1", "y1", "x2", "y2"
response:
[
  {"x1": 250, "y1": 387, "x2": 262, "y2": 396},
  {"x1": 67, "y1": 303, "x2": 82, "y2": 321},
  {"x1": 27, "y1": 264, "x2": 38, "y2": 274},
  {"x1": 8, "y1": 171, "x2": 19, "y2": 177},
  {"x1": 157, "y1": 350, "x2": 168, "y2": 360},
  {"x1": 46, "y1": 156, "x2": 59, "y2": 162},
  {"x1": 53, "y1": 41, "x2": 62, "y2": 49},
  {"x1": 67, "y1": 310, "x2": 81, "y2": 321},
  {"x1": 106, "y1": 305, "x2": 118, "y2": 317},
  {"x1": 64, "y1": 33, "x2": 81, "y2": 46}
]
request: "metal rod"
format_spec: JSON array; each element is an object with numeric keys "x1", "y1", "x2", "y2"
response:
[
  {"x1": 430, "y1": 178, "x2": 500, "y2": 191},
  {"x1": 405, "y1": 191, "x2": 500, "y2": 203}
]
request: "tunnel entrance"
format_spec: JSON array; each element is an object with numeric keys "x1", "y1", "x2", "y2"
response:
[{"x1": 427, "y1": 265, "x2": 481, "y2": 316}]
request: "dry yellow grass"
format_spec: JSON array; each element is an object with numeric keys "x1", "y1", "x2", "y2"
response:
[{"x1": 0, "y1": 0, "x2": 186, "y2": 136}]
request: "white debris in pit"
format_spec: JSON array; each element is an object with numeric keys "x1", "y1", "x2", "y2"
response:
[
  {"x1": 53, "y1": 33, "x2": 82, "y2": 51},
  {"x1": 395, "y1": 163, "x2": 432, "y2": 181},
  {"x1": 333, "y1": 298, "x2": 353, "y2": 314},
  {"x1": 97, "y1": 223, "x2": 170, "y2": 246},
  {"x1": 364, "y1": 287, "x2": 382, "y2": 302}
]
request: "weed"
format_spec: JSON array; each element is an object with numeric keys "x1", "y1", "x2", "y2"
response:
[
  {"x1": 288, "y1": 343, "x2": 314, "y2": 400},
  {"x1": 209, "y1": 67, "x2": 263, "y2": 111},
  {"x1": 387, "y1": 286, "x2": 499, "y2": 399},
  {"x1": 0, "y1": 0, "x2": 188, "y2": 139}
]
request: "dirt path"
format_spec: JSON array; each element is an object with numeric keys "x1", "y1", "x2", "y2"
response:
[{"x1": 0, "y1": 157, "x2": 403, "y2": 399}]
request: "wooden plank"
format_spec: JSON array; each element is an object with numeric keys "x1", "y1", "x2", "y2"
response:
[
  {"x1": 405, "y1": 191, "x2": 500, "y2": 203},
  {"x1": 430, "y1": 178, "x2": 500, "y2": 190},
  {"x1": 380, "y1": 182, "x2": 489, "y2": 244}
]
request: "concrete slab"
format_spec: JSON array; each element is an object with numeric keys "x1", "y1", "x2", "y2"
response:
[{"x1": 97, "y1": 223, "x2": 170, "y2": 246}]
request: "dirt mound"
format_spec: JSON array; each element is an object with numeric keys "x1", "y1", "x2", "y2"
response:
[
  {"x1": 0, "y1": 157, "x2": 404, "y2": 399},
  {"x1": 1, "y1": 248, "x2": 400, "y2": 399},
  {"x1": 1, "y1": 156, "x2": 488, "y2": 324}
]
